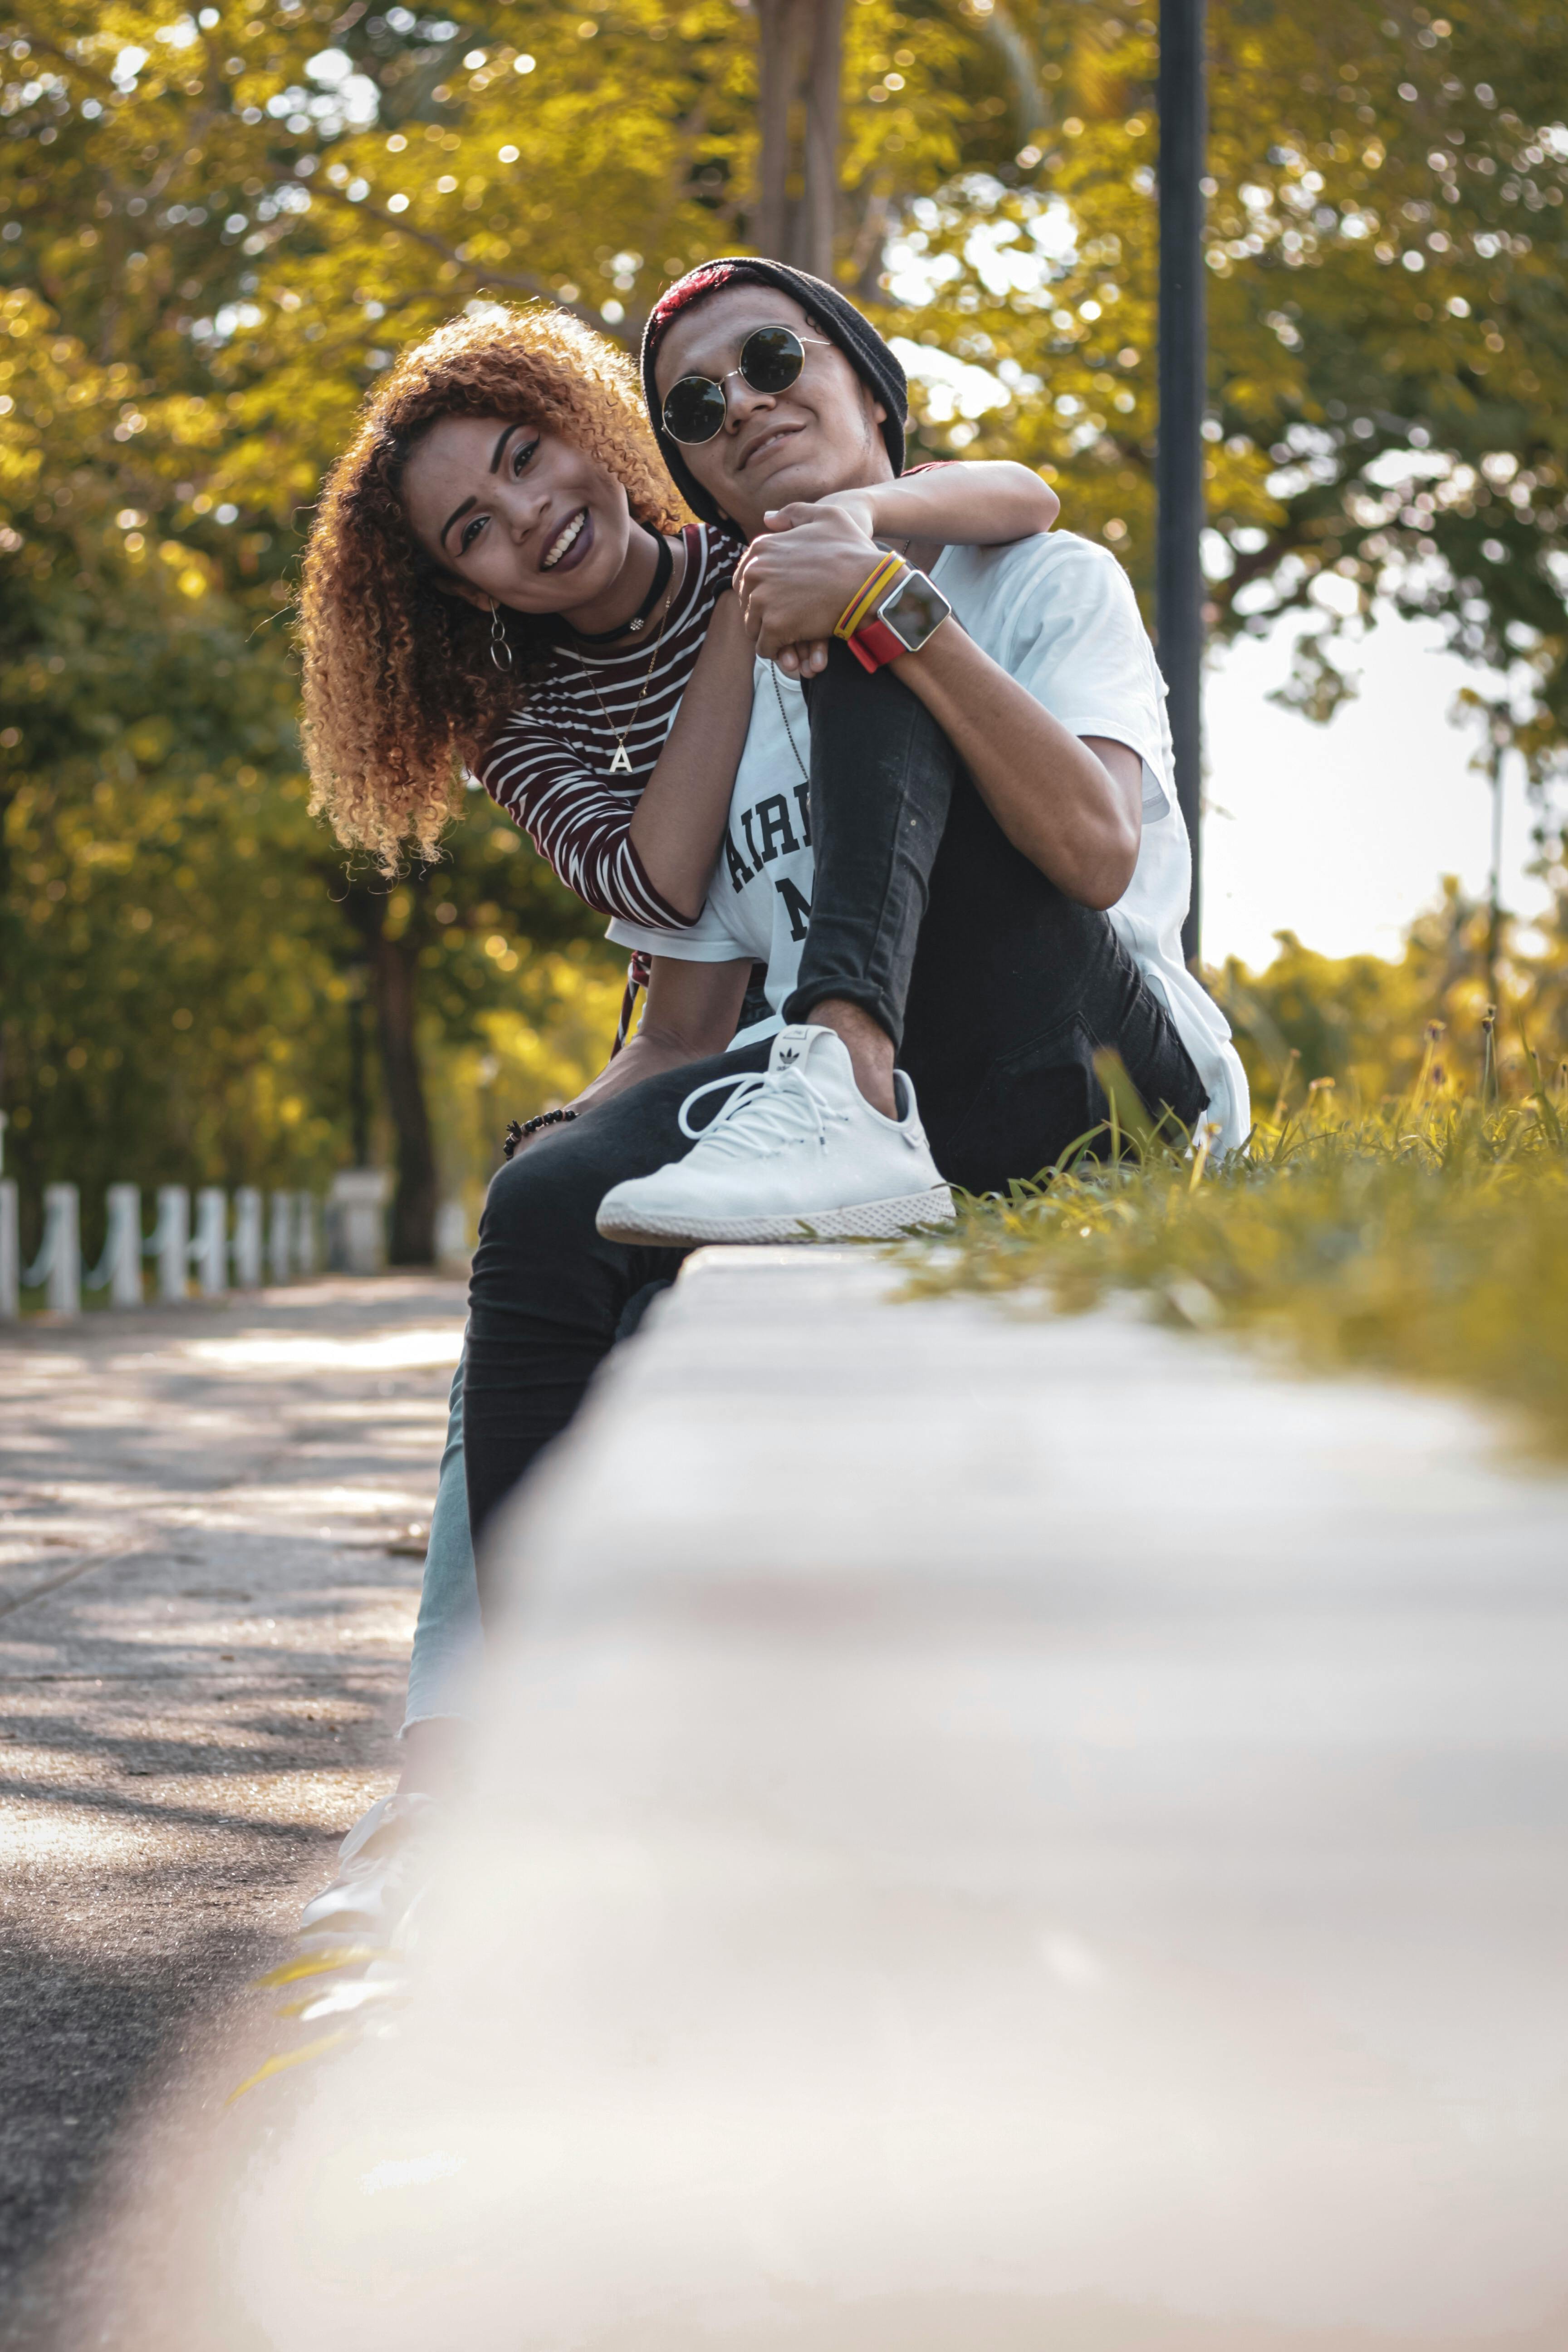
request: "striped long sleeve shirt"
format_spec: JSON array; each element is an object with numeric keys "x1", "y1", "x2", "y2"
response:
[{"x1": 476, "y1": 522, "x2": 739, "y2": 929}]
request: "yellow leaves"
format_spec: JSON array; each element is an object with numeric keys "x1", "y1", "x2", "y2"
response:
[{"x1": 126, "y1": 719, "x2": 173, "y2": 767}]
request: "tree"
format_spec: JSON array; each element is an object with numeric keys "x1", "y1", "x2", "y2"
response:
[
  {"x1": 0, "y1": 0, "x2": 707, "y2": 1247},
  {"x1": 875, "y1": 0, "x2": 1568, "y2": 803}
]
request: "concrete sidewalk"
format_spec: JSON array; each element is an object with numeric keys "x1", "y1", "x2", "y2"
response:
[
  {"x1": 71, "y1": 1247, "x2": 1568, "y2": 2352},
  {"x1": 10, "y1": 1251, "x2": 1568, "y2": 2349},
  {"x1": 0, "y1": 1275, "x2": 465, "y2": 2342}
]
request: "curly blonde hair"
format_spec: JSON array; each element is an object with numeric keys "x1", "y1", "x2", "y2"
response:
[{"x1": 299, "y1": 305, "x2": 686, "y2": 871}]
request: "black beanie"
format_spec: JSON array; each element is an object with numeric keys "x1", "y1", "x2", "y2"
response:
[{"x1": 640, "y1": 257, "x2": 907, "y2": 526}]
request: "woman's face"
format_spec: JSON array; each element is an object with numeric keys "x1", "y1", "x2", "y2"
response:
[{"x1": 400, "y1": 415, "x2": 637, "y2": 613}]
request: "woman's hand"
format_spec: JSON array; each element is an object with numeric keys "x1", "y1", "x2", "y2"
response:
[
  {"x1": 763, "y1": 486, "x2": 881, "y2": 543},
  {"x1": 773, "y1": 637, "x2": 831, "y2": 680}
]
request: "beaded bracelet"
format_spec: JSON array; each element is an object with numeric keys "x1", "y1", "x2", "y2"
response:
[{"x1": 502, "y1": 1107, "x2": 578, "y2": 1161}]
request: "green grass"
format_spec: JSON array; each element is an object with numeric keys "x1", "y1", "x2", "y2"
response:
[{"x1": 906, "y1": 1046, "x2": 1568, "y2": 1456}]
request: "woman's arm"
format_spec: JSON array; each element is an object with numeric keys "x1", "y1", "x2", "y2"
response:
[
  {"x1": 626, "y1": 588, "x2": 756, "y2": 922},
  {"x1": 799, "y1": 461, "x2": 1058, "y2": 551},
  {"x1": 747, "y1": 463, "x2": 1058, "y2": 678},
  {"x1": 513, "y1": 954, "x2": 751, "y2": 1146}
]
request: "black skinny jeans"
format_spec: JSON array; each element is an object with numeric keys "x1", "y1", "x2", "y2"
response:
[{"x1": 465, "y1": 644, "x2": 1203, "y2": 1593}]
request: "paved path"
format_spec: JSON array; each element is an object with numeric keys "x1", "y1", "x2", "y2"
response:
[{"x1": 0, "y1": 1276, "x2": 465, "y2": 2343}]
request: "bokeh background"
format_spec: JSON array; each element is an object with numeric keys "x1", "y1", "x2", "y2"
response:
[{"x1": 2, "y1": 0, "x2": 1565, "y2": 1258}]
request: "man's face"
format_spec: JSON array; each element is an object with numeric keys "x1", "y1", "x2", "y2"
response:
[{"x1": 653, "y1": 284, "x2": 892, "y2": 539}]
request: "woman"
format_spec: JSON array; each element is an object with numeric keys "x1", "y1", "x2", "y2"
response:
[{"x1": 293, "y1": 299, "x2": 1059, "y2": 1940}]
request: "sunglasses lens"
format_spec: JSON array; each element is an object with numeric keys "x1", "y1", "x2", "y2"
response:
[
  {"x1": 740, "y1": 326, "x2": 806, "y2": 394},
  {"x1": 663, "y1": 377, "x2": 727, "y2": 444}
]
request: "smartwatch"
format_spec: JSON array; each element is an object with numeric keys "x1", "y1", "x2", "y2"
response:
[{"x1": 846, "y1": 565, "x2": 954, "y2": 673}]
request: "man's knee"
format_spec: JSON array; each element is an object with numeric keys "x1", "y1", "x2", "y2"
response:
[{"x1": 476, "y1": 1128, "x2": 597, "y2": 1267}]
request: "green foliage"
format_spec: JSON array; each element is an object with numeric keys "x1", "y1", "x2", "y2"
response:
[
  {"x1": 0, "y1": 20, "x2": 626, "y2": 1233},
  {"x1": 911, "y1": 1075, "x2": 1568, "y2": 1455},
  {"x1": 2, "y1": 0, "x2": 1564, "y2": 1241},
  {"x1": 1212, "y1": 872, "x2": 1568, "y2": 1107},
  {"x1": 887, "y1": 0, "x2": 1568, "y2": 784}
]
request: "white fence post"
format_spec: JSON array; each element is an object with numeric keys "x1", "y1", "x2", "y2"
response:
[
  {"x1": 84, "y1": 1183, "x2": 144, "y2": 1308},
  {"x1": 292, "y1": 1190, "x2": 318, "y2": 1277},
  {"x1": 149, "y1": 1186, "x2": 190, "y2": 1302},
  {"x1": 30, "y1": 1184, "x2": 82, "y2": 1317},
  {"x1": 328, "y1": 1169, "x2": 392, "y2": 1275},
  {"x1": 267, "y1": 1191, "x2": 292, "y2": 1287},
  {"x1": 0, "y1": 1179, "x2": 17, "y2": 1322},
  {"x1": 191, "y1": 1187, "x2": 228, "y2": 1298},
  {"x1": 435, "y1": 1199, "x2": 470, "y2": 1273},
  {"x1": 111, "y1": 1184, "x2": 144, "y2": 1307},
  {"x1": 232, "y1": 1186, "x2": 264, "y2": 1289}
]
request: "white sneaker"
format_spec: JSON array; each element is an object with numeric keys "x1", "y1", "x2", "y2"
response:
[
  {"x1": 596, "y1": 1024, "x2": 956, "y2": 1246},
  {"x1": 298, "y1": 1791, "x2": 441, "y2": 1943}
]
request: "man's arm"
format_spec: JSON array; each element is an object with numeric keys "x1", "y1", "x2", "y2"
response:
[
  {"x1": 733, "y1": 510, "x2": 1142, "y2": 911},
  {"x1": 514, "y1": 955, "x2": 751, "y2": 1146},
  {"x1": 895, "y1": 632, "x2": 1142, "y2": 911}
]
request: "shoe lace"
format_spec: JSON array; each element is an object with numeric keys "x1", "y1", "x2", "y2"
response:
[{"x1": 677, "y1": 1063, "x2": 851, "y2": 1161}]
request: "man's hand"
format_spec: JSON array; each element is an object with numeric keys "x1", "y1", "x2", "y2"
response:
[{"x1": 733, "y1": 500, "x2": 890, "y2": 662}]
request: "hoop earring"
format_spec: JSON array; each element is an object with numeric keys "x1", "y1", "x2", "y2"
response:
[{"x1": 488, "y1": 599, "x2": 514, "y2": 675}]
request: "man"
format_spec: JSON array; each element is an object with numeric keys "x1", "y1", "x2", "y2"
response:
[{"x1": 462, "y1": 259, "x2": 1247, "y2": 1575}]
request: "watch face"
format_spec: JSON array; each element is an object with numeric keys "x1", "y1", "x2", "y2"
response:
[{"x1": 882, "y1": 571, "x2": 951, "y2": 652}]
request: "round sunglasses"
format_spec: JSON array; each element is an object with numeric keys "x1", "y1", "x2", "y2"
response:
[{"x1": 661, "y1": 325, "x2": 833, "y2": 446}]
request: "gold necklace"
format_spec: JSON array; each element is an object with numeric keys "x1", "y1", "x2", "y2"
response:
[{"x1": 568, "y1": 544, "x2": 682, "y2": 776}]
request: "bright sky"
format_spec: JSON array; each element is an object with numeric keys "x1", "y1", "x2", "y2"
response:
[{"x1": 1201, "y1": 611, "x2": 1548, "y2": 972}]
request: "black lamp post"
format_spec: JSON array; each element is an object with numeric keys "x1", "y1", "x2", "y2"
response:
[{"x1": 1157, "y1": 0, "x2": 1207, "y2": 966}]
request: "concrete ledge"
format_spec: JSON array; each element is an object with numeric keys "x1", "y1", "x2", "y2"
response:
[{"x1": 112, "y1": 1250, "x2": 1568, "y2": 2347}]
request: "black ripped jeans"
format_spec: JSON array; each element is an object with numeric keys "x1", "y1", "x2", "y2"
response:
[{"x1": 465, "y1": 643, "x2": 1204, "y2": 1594}]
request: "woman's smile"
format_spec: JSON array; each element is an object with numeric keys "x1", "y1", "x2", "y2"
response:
[{"x1": 540, "y1": 506, "x2": 592, "y2": 573}]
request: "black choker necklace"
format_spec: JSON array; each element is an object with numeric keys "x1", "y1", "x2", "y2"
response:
[{"x1": 566, "y1": 524, "x2": 674, "y2": 646}]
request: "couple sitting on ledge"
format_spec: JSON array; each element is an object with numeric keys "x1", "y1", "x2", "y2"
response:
[{"x1": 298, "y1": 255, "x2": 1250, "y2": 1926}]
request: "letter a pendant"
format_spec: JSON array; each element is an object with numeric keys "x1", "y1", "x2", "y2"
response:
[{"x1": 608, "y1": 744, "x2": 632, "y2": 774}]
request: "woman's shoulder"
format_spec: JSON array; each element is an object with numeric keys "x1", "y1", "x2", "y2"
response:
[
  {"x1": 683, "y1": 519, "x2": 744, "y2": 595},
  {"x1": 475, "y1": 661, "x2": 574, "y2": 774}
]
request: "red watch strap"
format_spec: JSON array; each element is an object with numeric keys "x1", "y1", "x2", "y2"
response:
[{"x1": 845, "y1": 615, "x2": 907, "y2": 672}]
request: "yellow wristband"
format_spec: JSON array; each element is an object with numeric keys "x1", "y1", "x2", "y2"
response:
[{"x1": 833, "y1": 554, "x2": 906, "y2": 641}]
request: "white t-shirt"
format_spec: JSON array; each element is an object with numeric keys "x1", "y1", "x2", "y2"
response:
[{"x1": 608, "y1": 531, "x2": 1250, "y2": 1150}]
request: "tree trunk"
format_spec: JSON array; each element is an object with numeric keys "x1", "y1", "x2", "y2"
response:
[
  {"x1": 753, "y1": 0, "x2": 842, "y2": 275},
  {"x1": 371, "y1": 928, "x2": 437, "y2": 1264},
  {"x1": 342, "y1": 887, "x2": 438, "y2": 1266},
  {"x1": 755, "y1": 0, "x2": 795, "y2": 262},
  {"x1": 800, "y1": 0, "x2": 843, "y2": 280}
]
